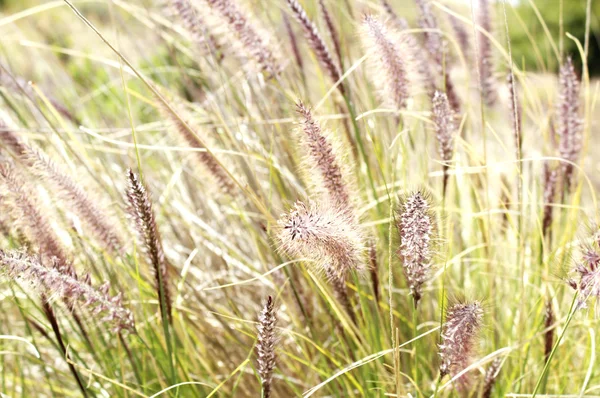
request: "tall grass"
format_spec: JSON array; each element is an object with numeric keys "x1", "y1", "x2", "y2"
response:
[{"x1": 0, "y1": 0, "x2": 598, "y2": 396}]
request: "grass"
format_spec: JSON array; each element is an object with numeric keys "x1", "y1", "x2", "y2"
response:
[{"x1": 0, "y1": 0, "x2": 599, "y2": 396}]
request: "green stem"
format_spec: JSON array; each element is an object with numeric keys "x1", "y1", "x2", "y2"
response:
[
  {"x1": 531, "y1": 293, "x2": 578, "y2": 397},
  {"x1": 432, "y1": 374, "x2": 442, "y2": 398},
  {"x1": 412, "y1": 298, "x2": 419, "y2": 395}
]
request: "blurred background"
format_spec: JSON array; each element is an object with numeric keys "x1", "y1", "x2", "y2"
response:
[{"x1": 1, "y1": 0, "x2": 599, "y2": 75}]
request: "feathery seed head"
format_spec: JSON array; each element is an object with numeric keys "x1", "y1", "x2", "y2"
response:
[
  {"x1": 395, "y1": 191, "x2": 436, "y2": 305},
  {"x1": 286, "y1": 0, "x2": 345, "y2": 95},
  {"x1": 283, "y1": 14, "x2": 304, "y2": 73},
  {"x1": 481, "y1": 357, "x2": 502, "y2": 398},
  {"x1": 257, "y1": 296, "x2": 277, "y2": 398},
  {"x1": 0, "y1": 164, "x2": 70, "y2": 264},
  {"x1": 277, "y1": 200, "x2": 365, "y2": 279},
  {"x1": 439, "y1": 300, "x2": 483, "y2": 389},
  {"x1": 126, "y1": 169, "x2": 173, "y2": 324},
  {"x1": 432, "y1": 91, "x2": 455, "y2": 166},
  {"x1": 507, "y1": 72, "x2": 522, "y2": 155},
  {"x1": 161, "y1": 100, "x2": 236, "y2": 196},
  {"x1": 204, "y1": 0, "x2": 281, "y2": 77},
  {"x1": 23, "y1": 147, "x2": 123, "y2": 254},
  {"x1": 569, "y1": 225, "x2": 600, "y2": 310},
  {"x1": 477, "y1": 0, "x2": 497, "y2": 106},
  {"x1": 0, "y1": 250, "x2": 135, "y2": 332},
  {"x1": 0, "y1": 119, "x2": 27, "y2": 157},
  {"x1": 170, "y1": 0, "x2": 222, "y2": 58},
  {"x1": 296, "y1": 102, "x2": 352, "y2": 210},
  {"x1": 556, "y1": 56, "x2": 582, "y2": 190},
  {"x1": 414, "y1": 0, "x2": 444, "y2": 67},
  {"x1": 362, "y1": 15, "x2": 409, "y2": 110}
]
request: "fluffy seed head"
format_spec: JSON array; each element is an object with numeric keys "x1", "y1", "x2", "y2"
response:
[
  {"x1": 162, "y1": 101, "x2": 236, "y2": 195},
  {"x1": 414, "y1": 0, "x2": 444, "y2": 69},
  {"x1": 556, "y1": 56, "x2": 582, "y2": 190},
  {"x1": 477, "y1": 0, "x2": 497, "y2": 106},
  {"x1": 396, "y1": 17, "x2": 435, "y2": 96},
  {"x1": 507, "y1": 72, "x2": 522, "y2": 157},
  {"x1": 439, "y1": 300, "x2": 483, "y2": 389},
  {"x1": 257, "y1": 296, "x2": 277, "y2": 398},
  {"x1": 0, "y1": 164, "x2": 70, "y2": 264},
  {"x1": 362, "y1": 15, "x2": 409, "y2": 110},
  {"x1": 296, "y1": 102, "x2": 352, "y2": 210},
  {"x1": 568, "y1": 225, "x2": 600, "y2": 311},
  {"x1": 395, "y1": 191, "x2": 435, "y2": 305},
  {"x1": 277, "y1": 200, "x2": 365, "y2": 279},
  {"x1": 0, "y1": 119, "x2": 27, "y2": 157},
  {"x1": 170, "y1": 0, "x2": 222, "y2": 58},
  {"x1": 23, "y1": 147, "x2": 123, "y2": 254},
  {"x1": 481, "y1": 357, "x2": 502, "y2": 398},
  {"x1": 126, "y1": 169, "x2": 172, "y2": 324},
  {"x1": 286, "y1": 0, "x2": 345, "y2": 95},
  {"x1": 432, "y1": 91, "x2": 456, "y2": 193},
  {"x1": 0, "y1": 250, "x2": 135, "y2": 332},
  {"x1": 204, "y1": 0, "x2": 281, "y2": 77}
]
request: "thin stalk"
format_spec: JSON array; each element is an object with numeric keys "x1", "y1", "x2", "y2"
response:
[
  {"x1": 342, "y1": 93, "x2": 382, "y2": 218},
  {"x1": 412, "y1": 298, "x2": 419, "y2": 395},
  {"x1": 432, "y1": 374, "x2": 441, "y2": 398},
  {"x1": 531, "y1": 293, "x2": 578, "y2": 397}
]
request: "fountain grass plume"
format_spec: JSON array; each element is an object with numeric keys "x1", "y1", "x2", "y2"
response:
[
  {"x1": 481, "y1": 357, "x2": 502, "y2": 398},
  {"x1": 439, "y1": 300, "x2": 483, "y2": 390},
  {"x1": 0, "y1": 164, "x2": 70, "y2": 264},
  {"x1": 478, "y1": 0, "x2": 497, "y2": 106},
  {"x1": 432, "y1": 91, "x2": 456, "y2": 195},
  {"x1": 296, "y1": 102, "x2": 353, "y2": 210},
  {"x1": 362, "y1": 15, "x2": 409, "y2": 110},
  {"x1": 0, "y1": 250, "x2": 135, "y2": 332},
  {"x1": 257, "y1": 296, "x2": 277, "y2": 398},
  {"x1": 126, "y1": 169, "x2": 173, "y2": 325},
  {"x1": 567, "y1": 224, "x2": 600, "y2": 310},
  {"x1": 204, "y1": 0, "x2": 281, "y2": 77},
  {"x1": 170, "y1": 0, "x2": 221, "y2": 59},
  {"x1": 286, "y1": 0, "x2": 345, "y2": 95},
  {"x1": 277, "y1": 200, "x2": 365, "y2": 280},
  {"x1": 556, "y1": 56, "x2": 582, "y2": 191},
  {"x1": 23, "y1": 147, "x2": 123, "y2": 254},
  {"x1": 395, "y1": 191, "x2": 436, "y2": 306},
  {"x1": 162, "y1": 101, "x2": 237, "y2": 196}
]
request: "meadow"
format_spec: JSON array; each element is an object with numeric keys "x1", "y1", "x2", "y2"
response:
[{"x1": 0, "y1": 0, "x2": 599, "y2": 396}]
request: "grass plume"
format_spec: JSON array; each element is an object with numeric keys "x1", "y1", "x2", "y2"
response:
[
  {"x1": 395, "y1": 191, "x2": 436, "y2": 306},
  {"x1": 286, "y1": 0, "x2": 345, "y2": 95},
  {"x1": 257, "y1": 296, "x2": 277, "y2": 398},
  {"x1": 0, "y1": 250, "x2": 135, "y2": 332},
  {"x1": 362, "y1": 15, "x2": 409, "y2": 110},
  {"x1": 439, "y1": 300, "x2": 483, "y2": 390},
  {"x1": 126, "y1": 169, "x2": 173, "y2": 324}
]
